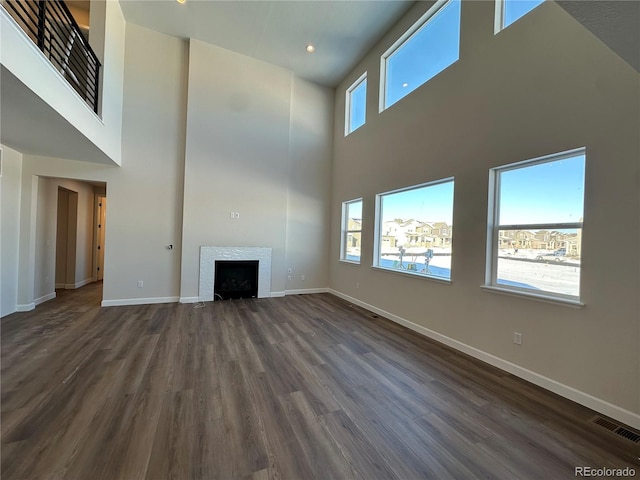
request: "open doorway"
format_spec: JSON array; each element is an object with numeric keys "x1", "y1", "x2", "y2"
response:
[{"x1": 36, "y1": 177, "x2": 107, "y2": 308}]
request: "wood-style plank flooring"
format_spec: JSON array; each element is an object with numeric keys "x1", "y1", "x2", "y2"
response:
[{"x1": 2, "y1": 282, "x2": 638, "y2": 479}]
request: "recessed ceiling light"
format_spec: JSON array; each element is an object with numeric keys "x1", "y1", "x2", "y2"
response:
[
  {"x1": 306, "y1": 45, "x2": 316, "y2": 53},
  {"x1": 176, "y1": 0, "x2": 186, "y2": 4},
  {"x1": 402, "y1": 82, "x2": 409, "y2": 88}
]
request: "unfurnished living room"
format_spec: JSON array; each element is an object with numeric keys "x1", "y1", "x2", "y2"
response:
[{"x1": 1, "y1": 0, "x2": 639, "y2": 478}]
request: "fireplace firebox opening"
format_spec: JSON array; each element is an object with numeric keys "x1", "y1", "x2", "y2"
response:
[{"x1": 214, "y1": 260, "x2": 259, "y2": 300}]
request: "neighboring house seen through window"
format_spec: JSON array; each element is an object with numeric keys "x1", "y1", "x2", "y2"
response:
[
  {"x1": 374, "y1": 179, "x2": 454, "y2": 280},
  {"x1": 341, "y1": 199, "x2": 363, "y2": 263},
  {"x1": 485, "y1": 148, "x2": 586, "y2": 302}
]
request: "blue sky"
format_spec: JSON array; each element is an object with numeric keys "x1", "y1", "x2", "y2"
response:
[
  {"x1": 374, "y1": 153, "x2": 584, "y2": 227},
  {"x1": 349, "y1": 79, "x2": 366, "y2": 132},
  {"x1": 504, "y1": 0, "x2": 544, "y2": 28},
  {"x1": 386, "y1": 0, "x2": 460, "y2": 108},
  {"x1": 347, "y1": 200, "x2": 362, "y2": 221},
  {"x1": 381, "y1": 181, "x2": 454, "y2": 224},
  {"x1": 499, "y1": 154, "x2": 585, "y2": 225}
]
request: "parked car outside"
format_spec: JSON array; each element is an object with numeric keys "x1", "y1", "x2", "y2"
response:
[{"x1": 536, "y1": 249, "x2": 567, "y2": 262}]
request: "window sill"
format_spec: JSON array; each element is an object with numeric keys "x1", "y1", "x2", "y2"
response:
[
  {"x1": 339, "y1": 259, "x2": 361, "y2": 266},
  {"x1": 372, "y1": 265, "x2": 452, "y2": 285},
  {"x1": 480, "y1": 285, "x2": 584, "y2": 308}
]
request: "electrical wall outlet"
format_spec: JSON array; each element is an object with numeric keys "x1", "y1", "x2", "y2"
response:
[
  {"x1": 300, "y1": 275, "x2": 305, "y2": 281},
  {"x1": 513, "y1": 332, "x2": 522, "y2": 345},
  {"x1": 137, "y1": 281, "x2": 143, "y2": 288}
]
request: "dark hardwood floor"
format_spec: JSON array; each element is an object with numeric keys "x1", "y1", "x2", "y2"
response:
[{"x1": 2, "y1": 282, "x2": 638, "y2": 479}]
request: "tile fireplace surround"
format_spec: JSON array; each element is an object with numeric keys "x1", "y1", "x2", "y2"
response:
[{"x1": 199, "y1": 246, "x2": 272, "y2": 301}]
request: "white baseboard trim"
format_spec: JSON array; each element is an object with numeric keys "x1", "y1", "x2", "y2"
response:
[
  {"x1": 285, "y1": 288, "x2": 329, "y2": 295},
  {"x1": 328, "y1": 289, "x2": 640, "y2": 430},
  {"x1": 65, "y1": 278, "x2": 93, "y2": 289},
  {"x1": 34, "y1": 292, "x2": 56, "y2": 306},
  {"x1": 270, "y1": 291, "x2": 286, "y2": 298},
  {"x1": 179, "y1": 297, "x2": 200, "y2": 304},
  {"x1": 101, "y1": 296, "x2": 179, "y2": 307},
  {"x1": 16, "y1": 303, "x2": 35, "y2": 312}
]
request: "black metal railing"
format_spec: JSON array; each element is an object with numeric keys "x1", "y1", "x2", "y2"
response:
[{"x1": 1, "y1": 0, "x2": 101, "y2": 113}]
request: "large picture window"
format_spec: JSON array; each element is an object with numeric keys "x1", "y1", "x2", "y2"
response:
[
  {"x1": 495, "y1": 0, "x2": 544, "y2": 33},
  {"x1": 374, "y1": 179, "x2": 454, "y2": 280},
  {"x1": 380, "y1": 0, "x2": 461, "y2": 111},
  {"x1": 345, "y1": 73, "x2": 367, "y2": 135},
  {"x1": 486, "y1": 148, "x2": 586, "y2": 301},
  {"x1": 341, "y1": 199, "x2": 363, "y2": 263}
]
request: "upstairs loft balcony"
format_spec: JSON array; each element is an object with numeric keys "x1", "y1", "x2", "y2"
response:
[{"x1": 1, "y1": 0, "x2": 100, "y2": 113}]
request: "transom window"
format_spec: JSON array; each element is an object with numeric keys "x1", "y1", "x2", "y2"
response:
[
  {"x1": 380, "y1": 0, "x2": 461, "y2": 111},
  {"x1": 345, "y1": 73, "x2": 367, "y2": 135},
  {"x1": 374, "y1": 179, "x2": 454, "y2": 280},
  {"x1": 495, "y1": 0, "x2": 544, "y2": 33},
  {"x1": 341, "y1": 199, "x2": 363, "y2": 263},
  {"x1": 486, "y1": 148, "x2": 586, "y2": 301}
]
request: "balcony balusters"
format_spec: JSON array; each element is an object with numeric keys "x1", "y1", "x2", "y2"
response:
[{"x1": 1, "y1": 0, "x2": 101, "y2": 113}]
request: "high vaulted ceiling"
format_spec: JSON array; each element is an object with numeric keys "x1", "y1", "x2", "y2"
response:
[
  {"x1": 118, "y1": 0, "x2": 415, "y2": 87},
  {"x1": 119, "y1": 0, "x2": 639, "y2": 87}
]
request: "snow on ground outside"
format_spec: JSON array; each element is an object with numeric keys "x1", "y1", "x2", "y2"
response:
[{"x1": 350, "y1": 249, "x2": 580, "y2": 297}]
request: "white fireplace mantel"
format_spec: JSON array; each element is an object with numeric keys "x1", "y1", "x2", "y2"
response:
[{"x1": 199, "y1": 246, "x2": 272, "y2": 301}]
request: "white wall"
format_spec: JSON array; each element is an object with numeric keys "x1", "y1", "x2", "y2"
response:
[
  {"x1": 181, "y1": 40, "x2": 291, "y2": 299},
  {"x1": 104, "y1": 23, "x2": 187, "y2": 304},
  {"x1": 99, "y1": 0, "x2": 125, "y2": 158},
  {"x1": 34, "y1": 177, "x2": 57, "y2": 302},
  {"x1": 286, "y1": 77, "x2": 334, "y2": 292},
  {"x1": 60, "y1": 180, "x2": 95, "y2": 286},
  {"x1": 330, "y1": 1, "x2": 639, "y2": 426},
  {"x1": 0, "y1": 145, "x2": 23, "y2": 317},
  {"x1": 10, "y1": 23, "x2": 188, "y2": 309},
  {"x1": 180, "y1": 40, "x2": 333, "y2": 300},
  {"x1": 9, "y1": 25, "x2": 333, "y2": 310},
  {"x1": 10, "y1": 24, "x2": 333, "y2": 311}
]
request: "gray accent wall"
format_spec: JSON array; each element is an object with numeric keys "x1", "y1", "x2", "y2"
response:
[{"x1": 330, "y1": 1, "x2": 639, "y2": 419}]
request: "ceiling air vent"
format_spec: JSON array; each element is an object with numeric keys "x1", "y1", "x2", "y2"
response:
[{"x1": 591, "y1": 415, "x2": 640, "y2": 443}]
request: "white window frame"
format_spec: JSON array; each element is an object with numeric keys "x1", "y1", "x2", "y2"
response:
[
  {"x1": 379, "y1": 0, "x2": 456, "y2": 113},
  {"x1": 345, "y1": 72, "x2": 367, "y2": 136},
  {"x1": 374, "y1": 178, "x2": 454, "y2": 282},
  {"x1": 495, "y1": 0, "x2": 545, "y2": 34},
  {"x1": 341, "y1": 198, "x2": 363, "y2": 264},
  {"x1": 485, "y1": 147, "x2": 585, "y2": 303}
]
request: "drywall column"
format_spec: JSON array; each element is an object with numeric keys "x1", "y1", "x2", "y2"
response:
[{"x1": 0, "y1": 145, "x2": 23, "y2": 316}]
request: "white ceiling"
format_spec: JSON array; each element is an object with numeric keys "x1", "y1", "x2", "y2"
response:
[{"x1": 118, "y1": 0, "x2": 415, "y2": 87}]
